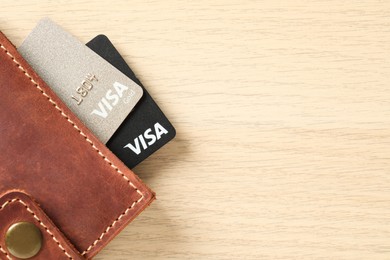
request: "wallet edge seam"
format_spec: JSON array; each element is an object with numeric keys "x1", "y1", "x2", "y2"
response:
[{"x1": 0, "y1": 42, "x2": 145, "y2": 256}]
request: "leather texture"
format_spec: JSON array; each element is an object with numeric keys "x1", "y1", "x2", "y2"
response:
[
  {"x1": 0, "y1": 191, "x2": 84, "y2": 260},
  {"x1": 0, "y1": 31, "x2": 155, "y2": 258}
]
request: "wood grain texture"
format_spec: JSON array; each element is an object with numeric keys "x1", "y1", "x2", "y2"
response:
[{"x1": 1, "y1": 1, "x2": 390, "y2": 259}]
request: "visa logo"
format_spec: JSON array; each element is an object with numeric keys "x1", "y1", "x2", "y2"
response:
[
  {"x1": 124, "y1": 122, "x2": 168, "y2": 155},
  {"x1": 91, "y1": 82, "x2": 131, "y2": 119}
]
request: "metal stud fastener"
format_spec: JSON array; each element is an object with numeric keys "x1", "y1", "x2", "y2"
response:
[{"x1": 5, "y1": 222, "x2": 42, "y2": 259}]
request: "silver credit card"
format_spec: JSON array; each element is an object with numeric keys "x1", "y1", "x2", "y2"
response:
[{"x1": 19, "y1": 18, "x2": 143, "y2": 143}]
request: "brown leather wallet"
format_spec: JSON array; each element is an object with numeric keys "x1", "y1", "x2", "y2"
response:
[{"x1": 0, "y1": 31, "x2": 155, "y2": 259}]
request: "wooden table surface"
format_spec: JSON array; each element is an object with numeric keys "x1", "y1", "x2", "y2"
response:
[{"x1": 2, "y1": 1, "x2": 390, "y2": 259}]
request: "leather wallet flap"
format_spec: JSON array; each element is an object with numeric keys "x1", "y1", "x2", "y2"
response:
[
  {"x1": 0, "y1": 31, "x2": 155, "y2": 258},
  {"x1": 0, "y1": 191, "x2": 84, "y2": 260}
]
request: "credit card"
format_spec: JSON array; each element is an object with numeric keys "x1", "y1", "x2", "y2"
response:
[
  {"x1": 18, "y1": 18, "x2": 143, "y2": 143},
  {"x1": 87, "y1": 35, "x2": 176, "y2": 168}
]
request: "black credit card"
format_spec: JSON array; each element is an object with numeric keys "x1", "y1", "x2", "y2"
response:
[{"x1": 86, "y1": 35, "x2": 176, "y2": 169}]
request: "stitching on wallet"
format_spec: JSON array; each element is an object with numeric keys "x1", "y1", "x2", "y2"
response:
[
  {"x1": 0, "y1": 199, "x2": 73, "y2": 259},
  {"x1": 0, "y1": 44, "x2": 144, "y2": 255}
]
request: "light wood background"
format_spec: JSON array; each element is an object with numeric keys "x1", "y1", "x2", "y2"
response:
[{"x1": 1, "y1": 1, "x2": 390, "y2": 259}]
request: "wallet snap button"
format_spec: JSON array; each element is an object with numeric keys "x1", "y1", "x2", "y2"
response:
[{"x1": 5, "y1": 222, "x2": 42, "y2": 259}]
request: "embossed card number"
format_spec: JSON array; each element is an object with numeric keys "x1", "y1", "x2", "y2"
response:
[{"x1": 71, "y1": 73, "x2": 97, "y2": 105}]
